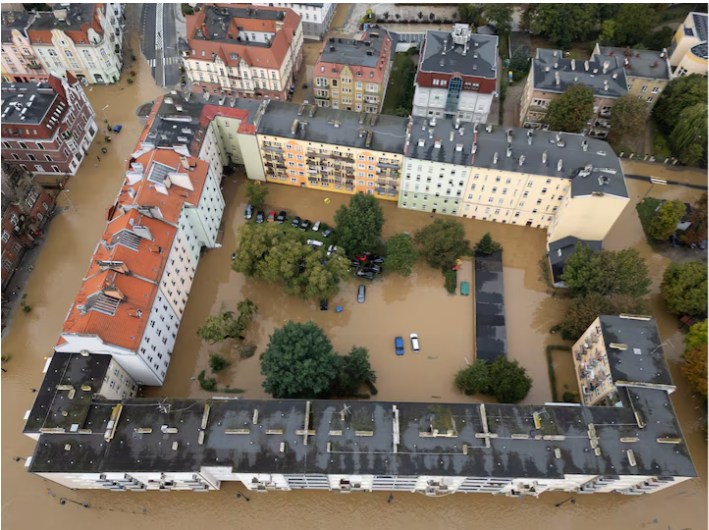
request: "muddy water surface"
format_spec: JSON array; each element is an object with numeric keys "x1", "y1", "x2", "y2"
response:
[{"x1": 2, "y1": 44, "x2": 706, "y2": 530}]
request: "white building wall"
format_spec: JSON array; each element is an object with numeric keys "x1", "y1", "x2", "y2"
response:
[
  {"x1": 135, "y1": 289, "x2": 179, "y2": 385},
  {"x1": 398, "y1": 157, "x2": 471, "y2": 215},
  {"x1": 98, "y1": 358, "x2": 138, "y2": 400}
]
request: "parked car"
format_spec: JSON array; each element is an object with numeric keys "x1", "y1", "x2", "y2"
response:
[
  {"x1": 307, "y1": 239, "x2": 323, "y2": 247},
  {"x1": 364, "y1": 264, "x2": 382, "y2": 274},
  {"x1": 291, "y1": 216, "x2": 301, "y2": 228},
  {"x1": 395, "y1": 336, "x2": 405, "y2": 356},
  {"x1": 370, "y1": 255, "x2": 385, "y2": 265},
  {"x1": 244, "y1": 204, "x2": 254, "y2": 220},
  {"x1": 357, "y1": 284, "x2": 366, "y2": 303},
  {"x1": 327, "y1": 244, "x2": 339, "y2": 257},
  {"x1": 320, "y1": 299, "x2": 329, "y2": 311},
  {"x1": 300, "y1": 219, "x2": 311, "y2": 231},
  {"x1": 350, "y1": 259, "x2": 361, "y2": 268},
  {"x1": 256, "y1": 210, "x2": 265, "y2": 224},
  {"x1": 322, "y1": 227, "x2": 333, "y2": 238},
  {"x1": 267, "y1": 210, "x2": 277, "y2": 222},
  {"x1": 312, "y1": 220, "x2": 321, "y2": 232},
  {"x1": 410, "y1": 333, "x2": 420, "y2": 352},
  {"x1": 356, "y1": 270, "x2": 375, "y2": 280},
  {"x1": 276, "y1": 211, "x2": 287, "y2": 223},
  {"x1": 231, "y1": 252, "x2": 237, "y2": 261}
]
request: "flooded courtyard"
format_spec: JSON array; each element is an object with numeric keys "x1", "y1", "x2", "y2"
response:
[{"x1": 1, "y1": 12, "x2": 707, "y2": 527}]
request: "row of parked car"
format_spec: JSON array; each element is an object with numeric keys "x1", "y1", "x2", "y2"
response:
[
  {"x1": 244, "y1": 204, "x2": 333, "y2": 237},
  {"x1": 351, "y1": 253, "x2": 385, "y2": 281},
  {"x1": 395, "y1": 334, "x2": 420, "y2": 356}
]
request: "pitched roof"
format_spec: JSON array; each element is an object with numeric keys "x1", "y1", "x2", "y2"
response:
[{"x1": 314, "y1": 31, "x2": 392, "y2": 84}]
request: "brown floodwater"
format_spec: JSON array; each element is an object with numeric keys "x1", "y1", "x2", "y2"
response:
[{"x1": 2, "y1": 25, "x2": 707, "y2": 527}]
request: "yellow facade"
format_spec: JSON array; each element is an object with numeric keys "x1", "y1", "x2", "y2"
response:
[
  {"x1": 314, "y1": 63, "x2": 386, "y2": 114},
  {"x1": 572, "y1": 317, "x2": 616, "y2": 406},
  {"x1": 547, "y1": 193, "x2": 629, "y2": 243},
  {"x1": 257, "y1": 134, "x2": 403, "y2": 200}
]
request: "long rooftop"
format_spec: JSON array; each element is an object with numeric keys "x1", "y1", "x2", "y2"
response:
[
  {"x1": 594, "y1": 46, "x2": 671, "y2": 81},
  {"x1": 419, "y1": 27, "x2": 498, "y2": 79},
  {"x1": 1, "y1": 81, "x2": 60, "y2": 125}
]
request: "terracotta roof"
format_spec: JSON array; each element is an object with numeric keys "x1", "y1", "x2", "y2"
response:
[
  {"x1": 314, "y1": 32, "x2": 392, "y2": 84},
  {"x1": 27, "y1": 3, "x2": 104, "y2": 46}
]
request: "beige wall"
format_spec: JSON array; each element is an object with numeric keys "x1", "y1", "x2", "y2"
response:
[
  {"x1": 571, "y1": 317, "x2": 615, "y2": 406},
  {"x1": 548, "y1": 193, "x2": 629, "y2": 243},
  {"x1": 626, "y1": 76, "x2": 668, "y2": 107}
]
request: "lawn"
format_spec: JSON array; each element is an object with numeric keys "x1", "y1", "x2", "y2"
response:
[{"x1": 381, "y1": 52, "x2": 418, "y2": 116}]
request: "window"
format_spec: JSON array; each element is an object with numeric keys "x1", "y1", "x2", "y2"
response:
[{"x1": 1, "y1": 232, "x2": 9, "y2": 243}]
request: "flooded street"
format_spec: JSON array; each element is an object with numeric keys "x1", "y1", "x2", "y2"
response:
[{"x1": 2, "y1": 16, "x2": 706, "y2": 528}]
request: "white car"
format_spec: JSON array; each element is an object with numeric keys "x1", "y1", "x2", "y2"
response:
[
  {"x1": 410, "y1": 333, "x2": 420, "y2": 352},
  {"x1": 306, "y1": 239, "x2": 323, "y2": 247}
]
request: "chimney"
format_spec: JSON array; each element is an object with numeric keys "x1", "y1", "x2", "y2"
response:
[
  {"x1": 584, "y1": 60, "x2": 590, "y2": 72},
  {"x1": 602, "y1": 61, "x2": 610, "y2": 74},
  {"x1": 418, "y1": 138, "x2": 425, "y2": 147},
  {"x1": 455, "y1": 143, "x2": 463, "y2": 152},
  {"x1": 557, "y1": 159, "x2": 563, "y2": 172},
  {"x1": 449, "y1": 131, "x2": 455, "y2": 142},
  {"x1": 493, "y1": 152, "x2": 499, "y2": 164},
  {"x1": 554, "y1": 72, "x2": 560, "y2": 87},
  {"x1": 506, "y1": 146, "x2": 512, "y2": 158},
  {"x1": 542, "y1": 150, "x2": 548, "y2": 165},
  {"x1": 571, "y1": 59, "x2": 576, "y2": 71},
  {"x1": 582, "y1": 139, "x2": 588, "y2": 152},
  {"x1": 518, "y1": 155, "x2": 526, "y2": 166},
  {"x1": 434, "y1": 138, "x2": 442, "y2": 149},
  {"x1": 506, "y1": 129, "x2": 513, "y2": 143}
]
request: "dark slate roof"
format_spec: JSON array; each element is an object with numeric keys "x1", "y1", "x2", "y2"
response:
[
  {"x1": 532, "y1": 48, "x2": 628, "y2": 98},
  {"x1": 23, "y1": 353, "x2": 114, "y2": 434},
  {"x1": 692, "y1": 12, "x2": 708, "y2": 42},
  {"x1": 599, "y1": 316, "x2": 675, "y2": 388},
  {"x1": 405, "y1": 116, "x2": 478, "y2": 165},
  {"x1": 595, "y1": 46, "x2": 670, "y2": 81},
  {"x1": 1, "y1": 10, "x2": 33, "y2": 43},
  {"x1": 474, "y1": 251, "x2": 507, "y2": 363},
  {"x1": 547, "y1": 237, "x2": 602, "y2": 285},
  {"x1": 690, "y1": 42, "x2": 708, "y2": 60},
  {"x1": 257, "y1": 100, "x2": 408, "y2": 154},
  {"x1": 1, "y1": 81, "x2": 59, "y2": 125},
  {"x1": 199, "y1": 5, "x2": 285, "y2": 45},
  {"x1": 28, "y1": 395, "x2": 696, "y2": 480},
  {"x1": 29, "y1": 4, "x2": 95, "y2": 32},
  {"x1": 320, "y1": 32, "x2": 388, "y2": 68},
  {"x1": 420, "y1": 30, "x2": 498, "y2": 79}
]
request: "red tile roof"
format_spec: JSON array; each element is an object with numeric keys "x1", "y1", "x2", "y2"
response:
[{"x1": 314, "y1": 32, "x2": 392, "y2": 85}]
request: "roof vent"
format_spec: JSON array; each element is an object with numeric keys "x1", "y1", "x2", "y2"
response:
[
  {"x1": 493, "y1": 152, "x2": 499, "y2": 165},
  {"x1": 582, "y1": 139, "x2": 588, "y2": 152},
  {"x1": 556, "y1": 159, "x2": 563, "y2": 172},
  {"x1": 418, "y1": 138, "x2": 425, "y2": 147},
  {"x1": 506, "y1": 146, "x2": 512, "y2": 158},
  {"x1": 455, "y1": 143, "x2": 463, "y2": 152},
  {"x1": 518, "y1": 155, "x2": 526, "y2": 166},
  {"x1": 485, "y1": 124, "x2": 493, "y2": 133},
  {"x1": 571, "y1": 59, "x2": 576, "y2": 71},
  {"x1": 434, "y1": 138, "x2": 441, "y2": 149},
  {"x1": 542, "y1": 150, "x2": 548, "y2": 165},
  {"x1": 584, "y1": 60, "x2": 590, "y2": 72}
]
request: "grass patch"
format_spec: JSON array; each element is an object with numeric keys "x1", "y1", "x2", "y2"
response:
[
  {"x1": 381, "y1": 53, "x2": 418, "y2": 116},
  {"x1": 636, "y1": 197, "x2": 662, "y2": 239},
  {"x1": 545, "y1": 344, "x2": 571, "y2": 402}
]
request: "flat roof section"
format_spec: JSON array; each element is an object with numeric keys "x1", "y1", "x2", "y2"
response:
[
  {"x1": 1, "y1": 82, "x2": 59, "y2": 125},
  {"x1": 420, "y1": 30, "x2": 498, "y2": 79},
  {"x1": 474, "y1": 251, "x2": 507, "y2": 363}
]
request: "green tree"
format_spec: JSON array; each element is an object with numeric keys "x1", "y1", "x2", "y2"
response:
[
  {"x1": 648, "y1": 200, "x2": 687, "y2": 241},
  {"x1": 474, "y1": 232, "x2": 502, "y2": 255},
  {"x1": 386, "y1": 233, "x2": 419, "y2": 276},
  {"x1": 561, "y1": 244, "x2": 650, "y2": 298},
  {"x1": 685, "y1": 320, "x2": 708, "y2": 351},
  {"x1": 546, "y1": 85, "x2": 594, "y2": 133},
  {"x1": 653, "y1": 74, "x2": 708, "y2": 136},
  {"x1": 671, "y1": 103, "x2": 707, "y2": 166},
  {"x1": 197, "y1": 312, "x2": 238, "y2": 343},
  {"x1": 609, "y1": 94, "x2": 650, "y2": 144},
  {"x1": 261, "y1": 322, "x2": 340, "y2": 398},
  {"x1": 559, "y1": 293, "x2": 615, "y2": 341},
  {"x1": 233, "y1": 299, "x2": 257, "y2": 338},
  {"x1": 680, "y1": 193, "x2": 707, "y2": 247},
  {"x1": 414, "y1": 219, "x2": 471, "y2": 270},
  {"x1": 530, "y1": 4, "x2": 598, "y2": 48},
  {"x1": 683, "y1": 320, "x2": 708, "y2": 399},
  {"x1": 334, "y1": 193, "x2": 385, "y2": 256},
  {"x1": 484, "y1": 4, "x2": 513, "y2": 35},
  {"x1": 661, "y1": 261, "x2": 708, "y2": 318},
  {"x1": 645, "y1": 26, "x2": 675, "y2": 51},
  {"x1": 509, "y1": 46, "x2": 531, "y2": 81},
  {"x1": 198, "y1": 370, "x2": 217, "y2": 391},
  {"x1": 598, "y1": 19, "x2": 617, "y2": 45},
  {"x1": 611, "y1": 4, "x2": 660, "y2": 46},
  {"x1": 454, "y1": 360, "x2": 491, "y2": 395},
  {"x1": 233, "y1": 222, "x2": 282, "y2": 276},
  {"x1": 488, "y1": 358, "x2": 533, "y2": 403},
  {"x1": 246, "y1": 181, "x2": 269, "y2": 210},
  {"x1": 209, "y1": 353, "x2": 231, "y2": 373},
  {"x1": 458, "y1": 4, "x2": 484, "y2": 26},
  {"x1": 334, "y1": 346, "x2": 377, "y2": 397}
]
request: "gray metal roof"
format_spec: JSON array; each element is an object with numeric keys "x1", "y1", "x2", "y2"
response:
[
  {"x1": 1, "y1": 81, "x2": 59, "y2": 125},
  {"x1": 420, "y1": 30, "x2": 498, "y2": 79},
  {"x1": 319, "y1": 32, "x2": 388, "y2": 68},
  {"x1": 692, "y1": 12, "x2": 708, "y2": 42},
  {"x1": 474, "y1": 251, "x2": 507, "y2": 363},
  {"x1": 29, "y1": 4, "x2": 95, "y2": 32},
  {"x1": 198, "y1": 5, "x2": 285, "y2": 44},
  {"x1": 28, "y1": 392, "x2": 696, "y2": 480},
  {"x1": 1, "y1": 10, "x2": 33, "y2": 43},
  {"x1": 405, "y1": 116, "x2": 478, "y2": 166},
  {"x1": 599, "y1": 316, "x2": 675, "y2": 389},
  {"x1": 257, "y1": 100, "x2": 408, "y2": 154},
  {"x1": 595, "y1": 46, "x2": 670, "y2": 81},
  {"x1": 532, "y1": 48, "x2": 628, "y2": 98},
  {"x1": 547, "y1": 237, "x2": 602, "y2": 285}
]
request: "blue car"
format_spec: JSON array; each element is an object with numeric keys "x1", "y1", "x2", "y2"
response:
[{"x1": 395, "y1": 336, "x2": 405, "y2": 356}]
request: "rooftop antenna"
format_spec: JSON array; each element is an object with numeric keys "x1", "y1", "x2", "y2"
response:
[{"x1": 339, "y1": 404, "x2": 351, "y2": 422}]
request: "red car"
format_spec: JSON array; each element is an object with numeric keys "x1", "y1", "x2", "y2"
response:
[{"x1": 267, "y1": 210, "x2": 277, "y2": 222}]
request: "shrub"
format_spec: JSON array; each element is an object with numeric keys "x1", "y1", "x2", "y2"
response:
[
  {"x1": 444, "y1": 268, "x2": 457, "y2": 294},
  {"x1": 474, "y1": 232, "x2": 502, "y2": 255},
  {"x1": 209, "y1": 353, "x2": 230, "y2": 373},
  {"x1": 198, "y1": 370, "x2": 217, "y2": 391}
]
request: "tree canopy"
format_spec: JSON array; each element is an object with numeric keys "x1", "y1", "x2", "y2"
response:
[
  {"x1": 333, "y1": 346, "x2": 377, "y2": 397},
  {"x1": 474, "y1": 232, "x2": 502, "y2": 255},
  {"x1": 260, "y1": 321, "x2": 340, "y2": 398},
  {"x1": 661, "y1": 261, "x2": 708, "y2": 318},
  {"x1": 385, "y1": 233, "x2": 419, "y2": 276},
  {"x1": 457, "y1": 4, "x2": 484, "y2": 26},
  {"x1": 334, "y1": 193, "x2": 385, "y2": 256},
  {"x1": 682, "y1": 320, "x2": 707, "y2": 400},
  {"x1": 509, "y1": 46, "x2": 531, "y2": 82},
  {"x1": 546, "y1": 85, "x2": 594, "y2": 133},
  {"x1": 671, "y1": 103, "x2": 707, "y2": 167},
  {"x1": 197, "y1": 311, "x2": 239, "y2": 343},
  {"x1": 246, "y1": 182, "x2": 269, "y2": 210},
  {"x1": 484, "y1": 4, "x2": 513, "y2": 35},
  {"x1": 558, "y1": 292, "x2": 648, "y2": 341},
  {"x1": 609, "y1": 94, "x2": 650, "y2": 145},
  {"x1": 653, "y1": 75, "x2": 708, "y2": 136},
  {"x1": 530, "y1": 4, "x2": 598, "y2": 48},
  {"x1": 454, "y1": 358, "x2": 532, "y2": 403},
  {"x1": 680, "y1": 193, "x2": 707, "y2": 247},
  {"x1": 414, "y1": 219, "x2": 471, "y2": 270},
  {"x1": 608, "y1": 4, "x2": 660, "y2": 46},
  {"x1": 454, "y1": 360, "x2": 491, "y2": 395},
  {"x1": 648, "y1": 200, "x2": 687, "y2": 241},
  {"x1": 561, "y1": 244, "x2": 651, "y2": 298}
]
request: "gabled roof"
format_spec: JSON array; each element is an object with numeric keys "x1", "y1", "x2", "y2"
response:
[{"x1": 314, "y1": 31, "x2": 392, "y2": 84}]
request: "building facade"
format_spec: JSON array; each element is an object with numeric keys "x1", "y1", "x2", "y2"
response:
[
  {"x1": 183, "y1": 4, "x2": 304, "y2": 100},
  {"x1": 520, "y1": 48, "x2": 629, "y2": 139},
  {"x1": 591, "y1": 44, "x2": 672, "y2": 108},
  {"x1": 669, "y1": 11, "x2": 708, "y2": 77},
  {"x1": 256, "y1": 3, "x2": 335, "y2": 41},
  {"x1": 1, "y1": 74, "x2": 96, "y2": 178},
  {"x1": 313, "y1": 30, "x2": 393, "y2": 113},
  {"x1": 256, "y1": 101, "x2": 406, "y2": 200},
  {"x1": 27, "y1": 3, "x2": 124, "y2": 85},
  {"x1": 1, "y1": 10, "x2": 47, "y2": 83},
  {"x1": 412, "y1": 25, "x2": 498, "y2": 123}
]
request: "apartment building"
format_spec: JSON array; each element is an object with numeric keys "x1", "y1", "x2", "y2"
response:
[
  {"x1": 669, "y1": 11, "x2": 708, "y2": 77},
  {"x1": 27, "y1": 3, "x2": 124, "y2": 85},
  {"x1": 572, "y1": 315, "x2": 676, "y2": 407},
  {"x1": 313, "y1": 30, "x2": 393, "y2": 113},
  {"x1": 1, "y1": 74, "x2": 97, "y2": 178},
  {"x1": 1, "y1": 10, "x2": 47, "y2": 83},
  {"x1": 183, "y1": 4, "x2": 303, "y2": 100},
  {"x1": 520, "y1": 49, "x2": 628, "y2": 139},
  {"x1": 0, "y1": 163, "x2": 54, "y2": 291},
  {"x1": 591, "y1": 45, "x2": 672, "y2": 108},
  {"x1": 23, "y1": 352, "x2": 137, "y2": 441},
  {"x1": 256, "y1": 3, "x2": 335, "y2": 41},
  {"x1": 256, "y1": 101, "x2": 406, "y2": 200},
  {"x1": 55, "y1": 147, "x2": 224, "y2": 386},
  {"x1": 412, "y1": 24, "x2": 498, "y2": 123}
]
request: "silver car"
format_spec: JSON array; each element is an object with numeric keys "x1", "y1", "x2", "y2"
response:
[{"x1": 357, "y1": 284, "x2": 366, "y2": 303}]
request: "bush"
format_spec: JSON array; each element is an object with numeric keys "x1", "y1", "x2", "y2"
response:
[
  {"x1": 22, "y1": 304, "x2": 32, "y2": 313},
  {"x1": 444, "y1": 268, "x2": 457, "y2": 294},
  {"x1": 126, "y1": 78, "x2": 134, "y2": 85},
  {"x1": 209, "y1": 353, "x2": 230, "y2": 373},
  {"x1": 661, "y1": 261, "x2": 708, "y2": 318},
  {"x1": 474, "y1": 232, "x2": 502, "y2": 255},
  {"x1": 239, "y1": 344, "x2": 257, "y2": 359},
  {"x1": 454, "y1": 360, "x2": 491, "y2": 395},
  {"x1": 488, "y1": 357, "x2": 532, "y2": 403},
  {"x1": 198, "y1": 370, "x2": 217, "y2": 391}
]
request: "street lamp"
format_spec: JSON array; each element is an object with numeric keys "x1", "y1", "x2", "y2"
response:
[
  {"x1": 642, "y1": 177, "x2": 668, "y2": 200},
  {"x1": 101, "y1": 104, "x2": 110, "y2": 125}
]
